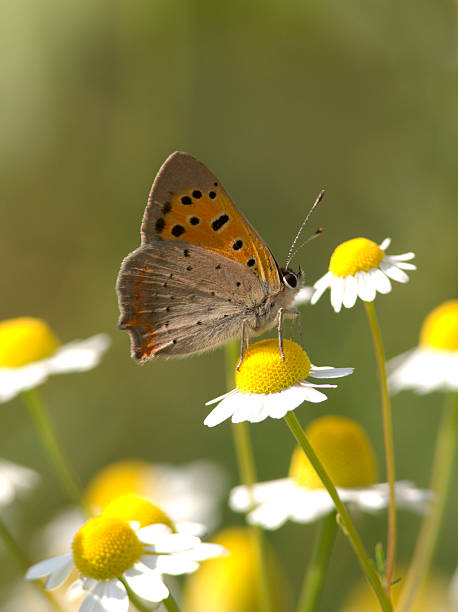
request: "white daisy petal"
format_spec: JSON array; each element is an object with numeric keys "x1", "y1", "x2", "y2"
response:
[
  {"x1": 292, "y1": 286, "x2": 314, "y2": 306},
  {"x1": 264, "y1": 385, "x2": 312, "y2": 419},
  {"x1": 0, "y1": 364, "x2": 47, "y2": 403},
  {"x1": 342, "y1": 275, "x2": 358, "y2": 309},
  {"x1": 80, "y1": 579, "x2": 128, "y2": 612},
  {"x1": 0, "y1": 459, "x2": 40, "y2": 506},
  {"x1": 45, "y1": 557, "x2": 74, "y2": 589},
  {"x1": 330, "y1": 276, "x2": 345, "y2": 313},
  {"x1": 379, "y1": 237, "x2": 391, "y2": 250},
  {"x1": 311, "y1": 272, "x2": 332, "y2": 305},
  {"x1": 379, "y1": 261, "x2": 409, "y2": 283},
  {"x1": 26, "y1": 553, "x2": 73, "y2": 581},
  {"x1": 155, "y1": 553, "x2": 199, "y2": 575},
  {"x1": 124, "y1": 567, "x2": 169, "y2": 603},
  {"x1": 394, "y1": 261, "x2": 417, "y2": 270},
  {"x1": 290, "y1": 488, "x2": 336, "y2": 523},
  {"x1": 146, "y1": 533, "x2": 200, "y2": 553},
  {"x1": 173, "y1": 521, "x2": 206, "y2": 537},
  {"x1": 231, "y1": 393, "x2": 266, "y2": 423},
  {"x1": 309, "y1": 366, "x2": 354, "y2": 378},
  {"x1": 389, "y1": 251, "x2": 415, "y2": 261},
  {"x1": 205, "y1": 388, "x2": 237, "y2": 406},
  {"x1": 204, "y1": 392, "x2": 240, "y2": 427},
  {"x1": 295, "y1": 383, "x2": 329, "y2": 403},
  {"x1": 67, "y1": 578, "x2": 86, "y2": 600},
  {"x1": 370, "y1": 268, "x2": 392, "y2": 294},
  {"x1": 355, "y1": 270, "x2": 376, "y2": 302},
  {"x1": 46, "y1": 334, "x2": 110, "y2": 374},
  {"x1": 136, "y1": 523, "x2": 172, "y2": 543}
]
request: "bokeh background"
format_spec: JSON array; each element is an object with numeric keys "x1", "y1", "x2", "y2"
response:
[{"x1": 1, "y1": 0, "x2": 457, "y2": 610}]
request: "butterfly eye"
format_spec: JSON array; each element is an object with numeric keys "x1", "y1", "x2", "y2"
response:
[{"x1": 282, "y1": 270, "x2": 298, "y2": 289}]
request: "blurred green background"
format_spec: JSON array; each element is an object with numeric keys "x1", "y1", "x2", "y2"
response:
[{"x1": 1, "y1": 0, "x2": 457, "y2": 609}]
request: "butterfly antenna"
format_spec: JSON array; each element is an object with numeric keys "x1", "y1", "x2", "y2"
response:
[{"x1": 285, "y1": 189, "x2": 325, "y2": 268}]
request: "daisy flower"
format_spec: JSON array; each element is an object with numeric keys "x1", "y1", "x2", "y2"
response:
[
  {"x1": 311, "y1": 237, "x2": 416, "y2": 313},
  {"x1": 388, "y1": 300, "x2": 458, "y2": 394},
  {"x1": 26, "y1": 494, "x2": 226, "y2": 611},
  {"x1": 204, "y1": 339, "x2": 353, "y2": 427},
  {"x1": 0, "y1": 458, "x2": 39, "y2": 507},
  {"x1": 183, "y1": 527, "x2": 290, "y2": 612},
  {"x1": 230, "y1": 415, "x2": 431, "y2": 529},
  {"x1": 0, "y1": 317, "x2": 110, "y2": 403},
  {"x1": 84, "y1": 459, "x2": 226, "y2": 530}
]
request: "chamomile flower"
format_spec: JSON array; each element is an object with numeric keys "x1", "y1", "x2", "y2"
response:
[
  {"x1": 26, "y1": 495, "x2": 225, "y2": 611},
  {"x1": 311, "y1": 237, "x2": 416, "y2": 312},
  {"x1": 0, "y1": 317, "x2": 110, "y2": 403},
  {"x1": 388, "y1": 300, "x2": 458, "y2": 393},
  {"x1": 0, "y1": 458, "x2": 39, "y2": 507},
  {"x1": 230, "y1": 416, "x2": 431, "y2": 529},
  {"x1": 84, "y1": 459, "x2": 226, "y2": 530},
  {"x1": 182, "y1": 527, "x2": 290, "y2": 612},
  {"x1": 204, "y1": 339, "x2": 353, "y2": 427}
]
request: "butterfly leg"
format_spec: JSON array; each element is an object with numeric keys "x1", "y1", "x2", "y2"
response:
[
  {"x1": 236, "y1": 319, "x2": 250, "y2": 371},
  {"x1": 277, "y1": 308, "x2": 301, "y2": 361}
]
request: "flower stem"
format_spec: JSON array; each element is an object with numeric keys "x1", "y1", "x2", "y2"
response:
[
  {"x1": 296, "y1": 511, "x2": 338, "y2": 612},
  {"x1": 0, "y1": 518, "x2": 64, "y2": 612},
  {"x1": 21, "y1": 388, "x2": 85, "y2": 512},
  {"x1": 225, "y1": 341, "x2": 273, "y2": 612},
  {"x1": 163, "y1": 593, "x2": 183, "y2": 612},
  {"x1": 364, "y1": 301, "x2": 396, "y2": 595},
  {"x1": 284, "y1": 411, "x2": 392, "y2": 612},
  {"x1": 397, "y1": 391, "x2": 458, "y2": 612},
  {"x1": 119, "y1": 576, "x2": 155, "y2": 612}
]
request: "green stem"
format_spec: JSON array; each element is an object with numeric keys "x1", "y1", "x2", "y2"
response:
[
  {"x1": 225, "y1": 341, "x2": 273, "y2": 612},
  {"x1": 163, "y1": 593, "x2": 182, "y2": 612},
  {"x1": 397, "y1": 392, "x2": 458, "y2": 612},
  {"x1": 119, "y1": 576, "x2": 154, "y2": 612},
  {"x1": 364, "y1": 301, "x2": 396, "y2": 595},
  {"x1": 21, "y1": 388, "x2": 85, "y2": 512},
  {"x1": 284, "y1": 411, "x2": 392, "y2": 612},
  {"x1": 0, "y1": 519, "x2": 64, "y2": 612},
  {"x1": 296, "y1": 511, "x2": 338, "y2": 612}
]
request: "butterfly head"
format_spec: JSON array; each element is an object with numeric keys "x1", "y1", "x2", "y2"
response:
[{"x1": 280, "y1": 265, "x2": 304, "y2": 291}]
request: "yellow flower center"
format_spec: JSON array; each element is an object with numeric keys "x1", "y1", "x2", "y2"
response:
[
  {"x1": 84, "y1": 460, "x2": 154, "y2": 513},
  {"x1": 289, "y1": 415, "x2": 378, "y2": 488},
  {"x1": 235, "y1": 339, "x2": 311, "y2": 394},
  {"x1": 419, "y1": 300, "x2": 458, "y2": 351},
  {"x1": 0, "y1": 317, "x2": 59, "y2": 368},
  {"x1": 328, "y1": 238, "x2": 385, "y2": 278},
  {"x1": 72, "y1": 516, "x2": 143, "y2": 580},
  {"x1": 102, "y1": 493, "x2": 175, "y2": 530}
]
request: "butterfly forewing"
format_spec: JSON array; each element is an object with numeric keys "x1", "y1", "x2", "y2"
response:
[
  {"x1": 141, "y1": 152, "x2": 282, "y2": 289},
  {"x1": 117, "y1": 241, "x2": 266, "y2": 360}
]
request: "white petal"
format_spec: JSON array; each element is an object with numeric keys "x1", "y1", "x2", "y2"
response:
[
  {"x1": 124, "y1": 567, "x2": 169, "y2": 602},
  {"x1": 136, "y1": 523, "x2": 172, "y2": 543},
  {"x1": 145, "y1": 533, "x2": 200, "y2": 553},
  {"x1": 379, "y1": 261, "x2": 409, "y2": 283},
  {"x1": 379, "y1": 237, "x2": 391, "y2": 250},
  {"x1": 80, "y1": 580, "x2": 128, "y2": 612},
  {"x1": 309, "y1": 365, "x2": 354, "y2": 379},
  {"x1": 67, "y1": 578, "x2": 86, "y2": 601},
  {"x1": 26, "y1": 554, "x2": 73, "y2": 581},
  {"x1": 0, "y1": 364, "x2": 47, "y2": 403},
  {"x1": 330, "y1": 276, "x2": 345, "y2": 313},
  {"x1": 370, "y1": 268, "x2": 392, "y2": 294},
  {"x1": 154, "y1": 554, "x2": 199, "y2": 575},
  {"x1": 46, "y1": 334, "x2": 110, "y2": 374},
  {"x1": 394, "y1": 261, "x2": 417, "y2": 270},
  {"x1": 174, "y1": 521, "x2": 206, "y2": 537},
  {"x1": 342, "y1": 275, "x2": 358, "y2": 309},
  {"x1": 263, "y1": 385, "x2": 311, "y2": 418},
  {"x1": 204, "y1": 391, "x2": 241, "y2": 427},
  {"x1": 387, "y1": 347, "x2": 458, "y2": 394},
  {"x1": 296, "y1": 383, "x2": 329, "y2": 403},
  {"x1": 389, "y1": 251, "x2": 415, "y2": 261},
  {"x1": 355, "y1": 271, "x2": 376, "y2": 302},
  {"x1": 230, "y1": 479, "x2": 295, "y2": 512},
  {"x1": 0, "y1": 459, "x2": 39, "y2": 505},
  {"x1": 292, "y1": 286, "x2": 314, "y2": 306},
  {"x1": 45, "y1": 557, "x2": 75, "y2": 589},
  {"x1": 205, "y1": 388, "x2": 236, "y2": 406},
  {"x1": 185, "y1": 542, "x2": 227, "y2": 561},
  {"x1": 231, "y1": 393, "x2": 267, "y2": 423},
  {"x1": 311, "y1": 272, "x2": 332, "y2": 305}
]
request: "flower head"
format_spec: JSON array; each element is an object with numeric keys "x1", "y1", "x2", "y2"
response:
[
  {"x1": 204, "y1": 339, "x2": 353, "y2": 427},
  {"x1": 182, "y1": 527, "x2": 290, "y2": 612},
  {"x1": 0, "y1": 317, "x2": 110, "y2": 403},
  {"x1": 84, "y1": 459, "x2": 226, "y2": 529},
  {"x1": 388, "y1": 300, "x2": 458, "y2": 393},
  {"x1": 0, "y1": 458, "x2": 39, "y2": 507},
  {"x1": 26, "y1": 495, "x2": 225, "y2": 611},
  {"x1": 311, "y1": 237, "x2": 416, "y2": 312},
  {"x1": 230, "y1": 416, "x2": 431, "y2": 529}
]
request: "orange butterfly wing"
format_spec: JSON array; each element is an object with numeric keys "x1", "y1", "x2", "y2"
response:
[{"x1": 141, "y1": 152, "x2": 282, "y2": 290}]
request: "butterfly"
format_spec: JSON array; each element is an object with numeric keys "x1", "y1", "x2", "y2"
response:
[{"x1": 117, "y1": 152, "x2": 322, "y2": 365}]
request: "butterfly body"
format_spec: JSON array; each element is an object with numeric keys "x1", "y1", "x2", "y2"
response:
[{"x1": 117, "y1": 152, "x2": 303, "y2": 362}]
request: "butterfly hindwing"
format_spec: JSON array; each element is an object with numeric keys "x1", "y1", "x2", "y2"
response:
[
  {"x1": 141, "y1": 152, "x2": 282, "y2": 290},
  {"x1": 117, "y1": 240, "x2": 266, "y2": 360}
]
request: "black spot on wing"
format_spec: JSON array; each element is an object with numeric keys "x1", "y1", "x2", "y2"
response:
[
  {"x1": 172, "y1": 225, "x2": 185, "y2": 237},
  {"x1": 212, "y1": 214, "x2": 229, "y2": 231}
]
